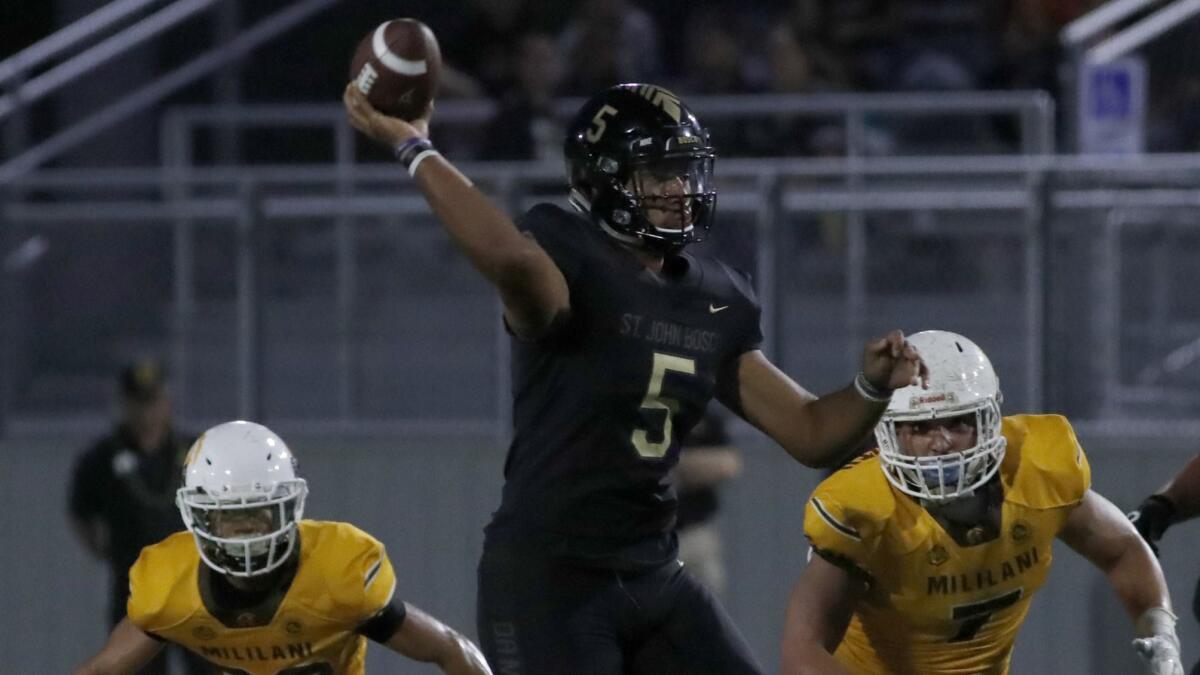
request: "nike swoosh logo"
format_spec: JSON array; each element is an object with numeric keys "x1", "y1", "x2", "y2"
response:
[{"x1": 709, "y1": 304, "x2": 729, "y2": 313}]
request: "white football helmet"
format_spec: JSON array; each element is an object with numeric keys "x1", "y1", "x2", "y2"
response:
[
  {"x1": 875, "y1": 331, "x2": 1006, "y2": 501},
  {"x1": 176, "y1": 421, "x2": 308, "y2": 577}
]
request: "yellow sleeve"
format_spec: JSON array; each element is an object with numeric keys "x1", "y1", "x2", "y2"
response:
[
  {"x1": 126, "y1": 547, "x2": 156, "y2": 630},
  {"x1": 804, "y1": 481, "x2": 888, "y2": 583},
  {"x1": 316, "y1": 521, "x2": 398, "y2": 621},
  {"x1": 1003, "y1": 414, "x2": 1092, "y2": 510},
  {"x1": 125, "y1": 533, "x2": 191, "y2": 632},
  {"x1": 357, "y1": 537, "x2": 398, "y2": 619}
]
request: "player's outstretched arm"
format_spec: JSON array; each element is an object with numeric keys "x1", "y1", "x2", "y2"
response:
[
  {"x1": 1059, "y1": 490, "x2": 1184, "y2": 675},
  {"x1": 74, "y1": 617, "x2": 165, "y2": 675},
  {"x1": 732, "y1": 331, "x2": 926, "y2": 467},
  {"x1": 779, "y1": 554, "x2": 863, "y2": 675},
  {"x1": 1128, "y1": 453, "x2": 1200, "y2": 554},
  {"x1": 1155, "y1": 453, "x2": 1200, "y2": 521},
  {"x1": 384, "y1": 602, "x2": 493, "y2": 675},
  {"x1": 342, "y1": 84, "x2": 568, "y2": 339}
]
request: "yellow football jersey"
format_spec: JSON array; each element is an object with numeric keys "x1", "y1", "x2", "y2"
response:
[
  {"x1": 803, "y1": 414, "x2": 1091, "y2": 675},
  {"x1": 128, "y1": 520, "x2": 397, "y2": 675}
]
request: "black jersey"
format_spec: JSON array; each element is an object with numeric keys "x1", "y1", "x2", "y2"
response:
[{"x1": 484, "y1": 204, "x2": 763, "y2": 570}]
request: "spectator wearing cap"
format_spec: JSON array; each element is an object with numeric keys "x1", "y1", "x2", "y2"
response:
[{"x1": 67, "y1": 359, "x2": 206, "y2": 675}]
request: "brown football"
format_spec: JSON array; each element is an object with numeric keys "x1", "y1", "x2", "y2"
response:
[{"x1": 349, "y1": 18, "x2": 441, "y2": 120}]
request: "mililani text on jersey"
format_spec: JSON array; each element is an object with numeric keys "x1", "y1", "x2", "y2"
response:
[
  {"x1": 198, "y1": 641, "x2": 314, "y2": 662},
  {"x1": 927, "y1": 545, "x2": 1041, "y2": 596}
]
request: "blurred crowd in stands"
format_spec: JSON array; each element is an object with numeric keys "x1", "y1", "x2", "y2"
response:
[
  {"x1": 424, "y1": 0, "x2": 1200, "y2": 157},
  {"x1": 8, "y1": 0, "x2": 1200, "y2": 160},
  {"x1": 430, "y1": 0, "x2": 1099, "y2": 158}
]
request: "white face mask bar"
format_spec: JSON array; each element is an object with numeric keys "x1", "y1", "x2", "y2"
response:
[
  {"x1": 177, "y1": 479, "x2": 307, "y2": 577},
  {"x1": 877, "y1": 400, "x2": 1006, "y2": 501}
]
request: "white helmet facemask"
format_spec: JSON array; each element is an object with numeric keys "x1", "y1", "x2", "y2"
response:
[
  {"x1": 875, "y1": 331, "x2": 1007, "y2": 502},
  {"x1": 176, "y1": 421, "x2": 308, "y2": 577}
]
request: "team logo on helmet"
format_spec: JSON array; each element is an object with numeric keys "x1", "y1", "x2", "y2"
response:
[
  {"x1": 636, "y1": 84, "x2": 682, "y2": 122},
  {"x1": 908, "y1": 392, "x2": 958, "y2": 409},
  {"x1": 183, "y1": 433, "x2": 205, "y2": 468}
]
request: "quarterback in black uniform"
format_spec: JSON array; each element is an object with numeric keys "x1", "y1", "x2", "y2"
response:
[{"x1": 345, "y1": 82, "x2": 926, "y2": 674}]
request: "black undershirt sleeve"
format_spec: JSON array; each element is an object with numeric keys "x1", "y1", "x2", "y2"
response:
[
  {"x1": 810, "y1": 545, "x2": 875, "y2": 589},
  {"x1": 357, "y1": 600, "x2": 408, "y2": 644}
]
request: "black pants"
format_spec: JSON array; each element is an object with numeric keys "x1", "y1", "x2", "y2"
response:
[{"x1": 476, "y1": 545, "x2": 763, "y2": 675}]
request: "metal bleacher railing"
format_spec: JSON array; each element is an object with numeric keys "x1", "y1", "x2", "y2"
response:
[
  {"x1": 0, "y1": 0, "x2": 340, "y2": 180},
  {"x1": 0, "y1": 90, "x2": 1070, "y2": 434},
  {"x1": 2, "y1": 0, "x2": 1199, "y2": 437},
  {"x1": 5, "y1": 147, "x2": 1200, "y2": 436}
]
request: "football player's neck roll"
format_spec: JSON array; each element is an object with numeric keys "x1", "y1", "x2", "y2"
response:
[{"x1": 564, "y1": 84, "x2": 716, "y2": 258}]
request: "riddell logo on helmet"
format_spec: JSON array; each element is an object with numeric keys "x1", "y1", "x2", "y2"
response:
[{"x1": 909, "y1": 392, "x2": 958, "y2": 408}]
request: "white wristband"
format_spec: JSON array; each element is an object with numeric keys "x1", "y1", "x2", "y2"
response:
[
  {"x1": 408, "y1": 148, "x2": 440, "y2": 177},
  {"x1": 853, "y1": 372, "x2": 892, "y2": 403},
  {"x1": 1136, "y1": 607, "x2": 1179, "y2": 642}
]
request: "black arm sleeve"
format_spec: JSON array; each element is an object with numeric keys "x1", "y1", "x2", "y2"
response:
[
  {"x1": 357, "y1": 600, "x2": 408, "y2": 644},
  {"x1": 810, "y1": 545, "x2": 875, "y2": 589}
]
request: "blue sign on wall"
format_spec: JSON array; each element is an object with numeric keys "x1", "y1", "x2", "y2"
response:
[{"x1": 1078, "y1": 57, "x2": 1146, "y2": 153}]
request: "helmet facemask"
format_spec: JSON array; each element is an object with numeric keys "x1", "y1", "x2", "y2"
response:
[
  {"x1": 624, "y1": 155, "x2": 715, "y2": 248},
  {"x1": 177, "y1": 479, "x2": 307, "y2": 578},
  {"x1": 876, "y1": 398, "x2": 1006, "y2": 502},
  {"x1": 579, "y1": 150, "x2": 716, "y2": 255}
]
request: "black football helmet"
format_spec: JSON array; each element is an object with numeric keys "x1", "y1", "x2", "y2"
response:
[{"x1": 564, "y1": 83, "x2": 716, "y2": 253}]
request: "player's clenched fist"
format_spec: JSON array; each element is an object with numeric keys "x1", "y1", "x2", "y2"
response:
[
  {"x1": 861, "y1": 330, "x2": 928, "y2": 395},
  {"x1": 1134, "y1": 635, "x2": 1184, "y2": 675}
]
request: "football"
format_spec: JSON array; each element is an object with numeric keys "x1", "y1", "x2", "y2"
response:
[{"x1": 349, "y1": 18, "x2": 441, "y2": 121}]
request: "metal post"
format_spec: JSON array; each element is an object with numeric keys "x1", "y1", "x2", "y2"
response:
[
  {"x1": 213, "y1": 0, "x2": 242, "y2": 164},
  {"x1": 0, "y1": 196, "x2": 11, "y2": 438},
  {"x1": 1023, "y1": 172, "x2": 1048, "y2": 412},
  {"x1": 164, "y1": 115, "x2": 196, "y2": 418},
  {"x1": 235, "y1": 180, "x2": 259, "y2": 419},
  {"x1": 333, "y1": 120, "x2": 356, "y2": 423},
  {"x1": 2, "y1": 73, "x2": 29, "y2": 161},
  {"x1": 844, "y1": 111, "x2": 868, "y2": 373},
  {"x1": 1060, "y1": 46, "x2": 1082, "y2": 154},
  {"x1": 754, "y1": 174, "x2": 780, "y2": 366},
  {"x1": 0, "y1": 75, "x2": 25, "y2": 439},
  {"x1": 1095, "y1": 208, "x2": 1123, "y2": 416},
  {"x1": 1021, "y1": 94, "x2": 1056, "y2": 156},
  {"x1": 1150, "y1": 220, "x2": 1171, "y2": 359}
]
